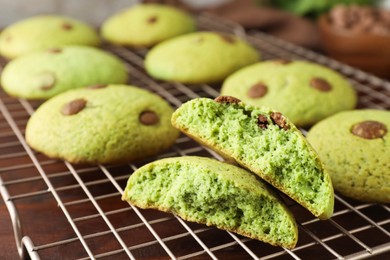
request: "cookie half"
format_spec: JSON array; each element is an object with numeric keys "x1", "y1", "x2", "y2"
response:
[
  {"x1": 145, "y1": 32, "x2": 259, "y2": 84},
  {"x1": 102, "y1": 4, "x2": 196, "y2": 47},
  {"x1": 0, "y1": 15, "x2": 100, "y2": 59},
  {"x1": 171, "y1": 97, "x2": 334, "y2": 219},
  {"x1": 123, "y1": 156, "x2": 298, "y2": 249},
  {"x1": 1, "y1": 46, "x2": 128, "y2": 99},
  {"x1": 221, "y1": 60, "x2": 357, "y2": 127},
  {"x1": 26, "y1": 85, "x2": 179, "y2": 164},
  {"x1": 307, "y1": 109, "x2": 390, "y2": 203}
]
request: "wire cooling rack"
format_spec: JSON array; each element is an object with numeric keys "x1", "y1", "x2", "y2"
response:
[{"x1": 0, "y1": 13, "x2": 389, "y2": 260}]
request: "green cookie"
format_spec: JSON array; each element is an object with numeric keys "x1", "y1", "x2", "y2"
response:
[
  {"x1": 101, "y1": 4, "x2": 196, "y2": 47},
  {"x1": 145, "y1": 32, "x2": 260, "y2": 84},
  {"x1": 307, "y1": 109, "x2": 390, "y2": 203},
  {"x1": 1, "y1": 46, "x2": 128, "y2": 99},
  {"x1": 123, "y1": 156, "x2": 298, "y2": 249},
  {"x1": 0, "y1": 15, "x2": 101, "y2": 59},
  {"x1": 221, "y1": 60, "x2": 357, "y2": 127},
  {"x1": 26, "y1": 85, "x2": 179, "y2": 164},
  {"x1": 171, "y1": 96, "x2": 334, "y2": 220}
]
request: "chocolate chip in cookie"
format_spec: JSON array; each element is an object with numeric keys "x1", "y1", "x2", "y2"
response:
[
  {"x1": 88, "y1": 84, "x2": 107, "y2": 89},
  {"x1": 271, "y1": 112, "x2": 289, "y2": 130},
  {"x1": 147, "y1": 16, "x2": 158, "y2": 24},
  {"x1": 310, "y1": 77, "x2": 332, "y2": 92},
  {"x1": 248, "y1": 83, "x2": 268, "y2": 98},
  {"x1": 47, "y1": 48, "x2": 62, "y2": 54},
  {"x1": 61, "y1": 99, "x2": 87, "y2": 115},
  {"x1": 214, "y1": 96, "x2": 241, "y2": 104},
  {"x1": 4, "y1": 34, "x2": 12, "y2": 42},
  {"x1": 62, "y1": 22, "x2": 73, "y2": 30},
  {"x1": 351, "y1": 120, "x2": 387, "y2": 139},
  {"x1": 219, "y1": 34, "x2": 236, "y2": 44},
  {"x1": 35, "y1": 72, "x2": 56, "y2": 91},
  {"x1": 140, "y1": 111, "x2": 159, "y2": 125},
  {"x1": 257, "y1": 114, "x2": 269, "y2": 129}
]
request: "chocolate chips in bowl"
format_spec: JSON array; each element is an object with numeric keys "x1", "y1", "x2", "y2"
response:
[{"x1": 318, "y1": 4, "x2": 390, "y2": 79}]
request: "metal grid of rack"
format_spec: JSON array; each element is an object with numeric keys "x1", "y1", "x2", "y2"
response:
[{"x1": 0, "y1": 13, "x2": 389, "y2": 259}]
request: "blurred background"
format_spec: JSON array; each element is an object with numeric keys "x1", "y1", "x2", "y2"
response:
[
  {"x1": 1, "y1": 0, "x2": 389, "y2": 27},
  {"x1": 0, "y1": 0, "x2": 389, "y2": 75},
  {"x1": 0, "y1": 0, "x2": 139, "y2": 27}
]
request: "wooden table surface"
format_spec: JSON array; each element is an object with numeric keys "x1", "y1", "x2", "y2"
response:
[{"x1": 0, "y1": 196, "x2": 19, "y2": 259}]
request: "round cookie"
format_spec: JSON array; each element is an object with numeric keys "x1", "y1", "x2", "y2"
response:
[
  {"x1": 101, "y1": 4, "x2": 196, "y2": 47},
  {"x1": 221, "y1": 60, "x2": 357, "y2": 127},
  {"x1": 0, "y1": 15, "x2": 100, "y2": 59},
  {"x1": 25, "y1": 85, "x2": 180, "y2": 164},
  {"x1": 307, "y1": 109, "x2": 390, "y2": 203},
  {"x1": 1, "y1": 46, "x2": 128, "y2": 99},
  {"x1": 145, "y1": 32, "x2": 260, "y2": 84}
]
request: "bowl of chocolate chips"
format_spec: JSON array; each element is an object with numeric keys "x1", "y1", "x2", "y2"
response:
[{"x1": 318, "y1": 4, "x2": 390, "y2": 79}]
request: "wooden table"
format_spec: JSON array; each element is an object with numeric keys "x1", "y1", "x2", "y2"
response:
[{"x1": 0, "y1": 196, "x2": 19, "y2": 259}]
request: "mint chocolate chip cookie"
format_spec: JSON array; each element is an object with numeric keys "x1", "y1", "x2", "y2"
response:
[
  {"x1": 1, "y1": 46, "x2": 128, "y2": 99},
  {"x1": 171, "y1": 97, "x2": 334, "y2": 219},
  {"x1": 145, "y1": 32, "x2": 259, "y2": 84},
  {"x1": 0, "y1": 15, "x2": 100, "y2": 59},
  {"x1": 123, "y1": 156, "x2": 298, "y2": 249},
  {"x1": 26, "y1": 85, "x2": 179, "y2": 164},
  {"x1": 307, "y1": 109, "x2": 390, "y2": 203},
  {"x1": 221, "y1": 60, "x2": 357, "y2": 127},
  {"x1": 102, "y1": 4, "x2": 196, "y2": 47}
]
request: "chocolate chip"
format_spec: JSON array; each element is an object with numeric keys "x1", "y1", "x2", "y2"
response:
[
  {"x1": 214, "y1": 96, "x2": 241, "y2": 104},
  {"x1": 270, "y1": 112, "x2": 289, "y2": 130},
  {"x1": 140, "y1": 111, "x2": 159, "y2": 125},
  {"x1": 258, "y1": 115, "x2": 269, "y2": 129},
  {"x1": 274, "y1": 59, "x2": 292, "y2": 65},
  {"x1": 147, "y1": 16, "x2": 158, "y2": 24},
  {"x1": 310, "y1": 77, "x2": 332, "y2": 92},
  {"x1": 194, "y1": 36, "x2": 204, "y2": 43},
  {"x1": 351, "y1": 120, "x2": 387, "y2": 139},
  {"x1": 88, "y1": 84, "x2": 107, "y2": 89},
  {"x1": 62, "y1": 23, "x2": 73, "y2": 30},
  {"x1": 35, "y1": 72, "x2": 56, "y2": 91},
  {"x1": 247, "y1": 83, "x2": 268, "y2": 98},
  {"x1": 61, "y1": 99, "x2": 87, "y2": 116},
  {"x1": 47, "y1": 48, "x2": 62, "y2": 54},
  {"x1": 5, "y1": 34, "x2": 11, "y2": 42},
  {"x1": 219, "y1": 34, "x2": 236, "y2": 44}
]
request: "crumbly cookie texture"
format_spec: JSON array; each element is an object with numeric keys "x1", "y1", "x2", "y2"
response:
[
  {"x1": 101, "y1": 4, "x2": 196, "y2": 47},
  {"x1": 1, "y1": 46, "x2": 128, "y2": 99},
  {"x1": 145, "y1": 32, "x2": 260, "y2": 84},
  {"x1": 221, "y1": 60, "x2": 357, "y2": 127},
  {"x1": 26, "y1": 85, "x2": 179, "y2": 164},
  {"x1": 123, "y1": 156, "x2": 298, "y2": 249},
  {"x1": 171, "y1": 97, "x2": 334, "y2": 219},
  {"x1": 307, "y1": 109, "x2": 390, "y2": 203},
  {"x1": 0, "y1": 15, "x2": 100, "y2": 59}
]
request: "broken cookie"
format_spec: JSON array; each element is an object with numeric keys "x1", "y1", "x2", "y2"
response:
[{"x1": 171, "y1": 97, "x2": 334, "y2": 219}]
